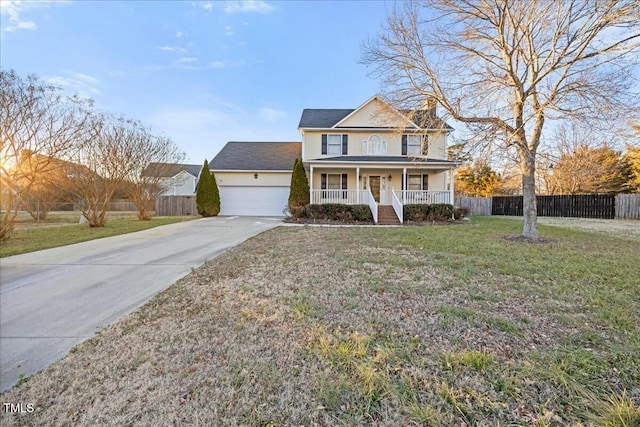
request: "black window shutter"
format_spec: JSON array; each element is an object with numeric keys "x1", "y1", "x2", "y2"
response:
[
  {"x1": 342, "y1": 134, "x2": 348, "y2": 155},
  {"x1": 321, "y1": 134, "x2": 327, "y2": 155},
  {"x1": 422, "y1": 174, "x2": 429, "y2": 191},
  {"x1": 341, "y1": 173, "x2": 348, "y2": 199},
  {"x1": 402, "y1": 135, "x2": 407, "y2": 155},
  {"x1": 401, "y1": 174, "x2": 404, "y2": 191},
  {"x1": 421, "y1": 135, "x2": 429, "y2": 155},
  {"x1": 321, "y1": 173, "x2": 327, "y2": 189}
]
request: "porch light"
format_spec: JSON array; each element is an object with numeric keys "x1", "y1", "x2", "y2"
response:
[
  {"x1": 388, "y1": 174, "x2": 392, "y2": 181},
  {"x1": 254, "y1": 173, "x2": 258, "y2": 179}
]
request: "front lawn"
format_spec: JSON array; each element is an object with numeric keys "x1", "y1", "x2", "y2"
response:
[
  {"x1": 1, "y1": 217, "x2": 638, "y2": 426},
  {"x1": 0, "y1": 212, "x2": 195, "y2": 257}
]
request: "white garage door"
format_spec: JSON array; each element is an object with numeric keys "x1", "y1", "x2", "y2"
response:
[{"x1": 219, "y1": 186, "x2": 289, "y2": 216}]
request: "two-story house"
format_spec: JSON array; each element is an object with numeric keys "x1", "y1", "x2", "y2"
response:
[
  {"x1": 299, "y1": 95, "x2": 458, "y2": 223},
  {"x1": 209, "y1": 95, "x2": 458, "y2": 221}
]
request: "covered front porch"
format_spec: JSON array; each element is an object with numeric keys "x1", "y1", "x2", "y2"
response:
[{"x1": 306, "y1": 160, "x2": 457, "y2": 224}]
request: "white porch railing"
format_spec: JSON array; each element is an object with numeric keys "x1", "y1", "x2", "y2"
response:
[
  {"x1": 391, "y1": 189, "x2": 403, "y2": 224},
  {"x1": 364, "y1": 188, "x2": 378, "y2": 223},
  {"x1": 311, "y1": 189, "x2": 363, "y2": 205},
  {"x1": 395, "y1": 190, "x2": 451, "y2": 205}
]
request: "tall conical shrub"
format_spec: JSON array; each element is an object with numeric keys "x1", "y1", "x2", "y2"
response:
[
  {"x1": 288, "y1": 158, "x2": 310, "y2": 217},
  {"x1": 196, "y1": 159, "x2": 220, "y2": 217}
]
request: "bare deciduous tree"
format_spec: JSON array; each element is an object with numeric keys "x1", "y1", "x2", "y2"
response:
[
  {"x1": 65, "y1": 114, "x2": 140, "y2": 227},
  {"x1": 0, "y1": 69, "x2": 89, "y2": 239},
  {"x1": 363, "y1": 0, "x2": 640, "y2": 239},
  {"x1": 65, "y1": 114, "x2": 184, "y2": 225},
  {"x1": 122, "y1": 131, "x2": 184, "y2": 221}
]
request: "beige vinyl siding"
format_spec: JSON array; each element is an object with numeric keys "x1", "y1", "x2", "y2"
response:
[
  {"x1": 302, "y1": 130, "x2": 448, "y2": 160},
  {"x1": 311, "y1": 169, "x2": 357, "y2": 191},
  {"x1": 214, "y1": 171, "x2": 292, "y2": 187},
  {"x1": 336, "y1": 98, "x2": 412, "y2": 128}
]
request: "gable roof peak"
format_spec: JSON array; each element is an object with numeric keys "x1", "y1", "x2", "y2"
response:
[{"x1": 332, "y1": 95, "x2": 420, "y2": 129}]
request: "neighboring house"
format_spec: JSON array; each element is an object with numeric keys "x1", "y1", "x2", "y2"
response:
[
  {"x1": 299, "y1": 95, "x2": 459, "y2": 223},
  {"x1": 142, "y1": 163, "x2": 202, "y2": 196},
  {"x1": 209, "y1": 141, "x2": 301, "y2": 216}
]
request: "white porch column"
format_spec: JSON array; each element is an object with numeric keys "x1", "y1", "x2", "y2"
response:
[
  {"x1": 356, "y1": 167, "x2": 360, "y2": 203},
  {"x1": 449, "y1": 168, "x2": 455, "y2": 205},
  {"x1": 402, "y1": 167, "x2": 407, "y2": 204},
  {"x1": 309, "y1": 165, "x2": 314, "y2": 204}
]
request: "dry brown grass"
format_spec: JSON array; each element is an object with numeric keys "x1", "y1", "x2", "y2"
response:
[{"x1": 1, "y1": 218, "x2": 638, "y2": 426}]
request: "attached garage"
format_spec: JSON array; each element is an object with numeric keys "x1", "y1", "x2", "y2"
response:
[
  {"x1": 218, "y1": 186, "x2": 290, "y2": 216},
  {"x1": 209, "y1": 141, "x2": 301, "y2": 217}
]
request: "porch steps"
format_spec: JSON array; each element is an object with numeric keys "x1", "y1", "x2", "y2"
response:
[{"x1": 377, "y1": 205, "x2": 401, "y2": 225}]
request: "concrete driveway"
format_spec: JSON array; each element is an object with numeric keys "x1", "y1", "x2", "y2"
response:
[{"x1": 0, "y1": 216, "x2": 281, "y2": 392}]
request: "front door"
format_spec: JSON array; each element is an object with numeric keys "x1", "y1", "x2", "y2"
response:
[{"x1": 369, "y1": 176, "x2": 381, "y2": 202}]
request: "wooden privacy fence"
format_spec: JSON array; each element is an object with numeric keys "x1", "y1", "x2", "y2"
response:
[
  {"x1": 455, "y1": 197, "x2": 492, "y2": 216},
  {"x1": 155, "y1": 196, "x2": 197, "y2": 216},
  {"x1": 616, "y1": 194, "x2": 640, "y2": 219},
  {"x1": 492, "y1": 194, "x2": 616, "y2": 219}
]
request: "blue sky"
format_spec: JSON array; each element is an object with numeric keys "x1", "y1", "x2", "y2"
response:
[{"x1": 1, "y1": 0, "x2": 395, "y2": 163}]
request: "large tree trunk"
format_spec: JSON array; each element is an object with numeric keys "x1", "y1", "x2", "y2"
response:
[{"x1": 522, "y1": 157, "x2": 539, "y2": 240}]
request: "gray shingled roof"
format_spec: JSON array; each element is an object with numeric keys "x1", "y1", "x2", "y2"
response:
[
  {"x1": 209, "y1": 141, "x2": 301, "y2": 171},
  {"x1": 142, "y1": 163, "x2": 202, "y2": 177},
  {"x1": 309, "y1": 156, "x2": 458, "y2": 164},
  {"x1": 298, "y1": 109, "x2": 353, "y2": 128},
  {"x1": 298, "y1": 108, "x2": 453, "y2": 130}
]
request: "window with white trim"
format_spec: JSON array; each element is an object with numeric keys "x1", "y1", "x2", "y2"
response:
[
  {"x1": 327, "y1": 134, "x2": 342, "y2": 155},
  {"x1": 407, "y1": 174, "x2": 429, "y2": 191},
  {"x1": 326, "y1": 174, "x2": 343, "y2": 189},
  {"x1": 407, "y1": 135, "x2": 422, "y2": 155},
  {"x1": 321, "y1": 173, "x2": 348, "y2": 199}
]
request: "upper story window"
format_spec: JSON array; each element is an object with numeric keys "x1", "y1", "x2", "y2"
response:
[
  {"x1": 402, "y1": 134, "x2": 429, "y2": 156},
  {"x1": 322, "y1": 134, "x2": 348, "y2": 155},
  {"x1": 407, "y1": 135, "x2": 422, "y2": 155},
  {"x1": 327, "y1": 134, "x2": 342, "y2": 154},
  {"x1": 362, "y1": 134, "x2": 387, "y2": 155}
]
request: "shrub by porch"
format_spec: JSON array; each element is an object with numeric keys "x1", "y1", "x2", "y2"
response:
[
  {"x1": 403, "y1": 203, "x2": 456, "y2": 222},
  {"x1": 289, "y1": 204, "x2": 373, "y2": 223}
]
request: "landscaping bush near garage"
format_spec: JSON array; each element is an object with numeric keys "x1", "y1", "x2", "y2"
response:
[
  {"x1": 291, "y1": 204, "x2": 374, "y2": 223},
  {"x1": 403, "y1": 203, "x2": 457, "y2": 222}
]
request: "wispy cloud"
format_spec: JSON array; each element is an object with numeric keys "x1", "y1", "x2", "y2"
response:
[
  {"x1": 224, "y1": 1, "x2": 274, "y2": 14},
  {"x1": 206, "y1": 59, "x2": 247, "y2": 69},
  {"x1": 157, "y1": 45, "x2": 187, "y2": 53},
  {"x1": 198, "y1": 1, "x2": 274, "y2": 14},
  {"x1": 1, "y1": 0, "x2": 36, "y2": 32},
  {"x1": 175, "y1": 31, "x2": 184, "y2": 38},
  {"x1": 1, "y1": 0, "x2": 69, "y2": 32},
  {"x1": 45, "y1": 71, "x2": 101, "y2": 98},
  {"x1": 224, "y1": 25, "x2": 233, "y2": 36},
  {"x1": 146, "y1": 58, "x2": 249, "y2": 72},
  {"x1": 176, "y1": 57, "x2": 198, "y2": 64}
]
